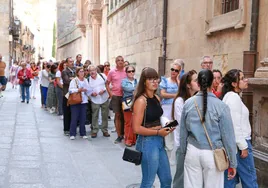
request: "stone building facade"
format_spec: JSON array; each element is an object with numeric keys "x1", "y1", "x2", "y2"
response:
[
  {"x1": 107, "y1": 0, "x2": 163, "y2": 73},
  {"x1": 56, "y1": 0, "x2": 108, "y2": 64},
  {"x1": 0, "y1": 0, "x2": 10, "y2": 72},
  {"x1": 57, "y1": 0, "x2": 268, "y2": 186}
]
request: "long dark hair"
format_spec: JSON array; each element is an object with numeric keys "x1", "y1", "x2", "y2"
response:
[
  {"x1": 171, "y1": 70, "x2": 197, "y2": 119},
  {"x1": 220, "y1": 69, "x2": 242, "y2": 99},
  {"x1": 132, "y1": 67, "x2": 159, "y2": 109},
  {"x1": 50, "y1": 64, "x2": 58, "y2": 74},
  {"x1": 198, "y1": 69, "x2": 213, "y2": 122}
]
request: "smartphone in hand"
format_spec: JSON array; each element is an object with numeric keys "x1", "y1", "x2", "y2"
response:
[{"x1": 164, "y1": 120, "x2": 178, "y2": 129}]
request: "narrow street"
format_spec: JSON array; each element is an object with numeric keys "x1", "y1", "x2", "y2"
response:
[{"x1": 0, "y1": 83, "x2": 168, "y2": 188}]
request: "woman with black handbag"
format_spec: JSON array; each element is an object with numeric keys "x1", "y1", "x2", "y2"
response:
[
  {"x1": 17, "y1": 62, "x2": 33, "y2": 103},
  {"x1": 132, "y1": 67, "x2": 174, "y2": 188}
]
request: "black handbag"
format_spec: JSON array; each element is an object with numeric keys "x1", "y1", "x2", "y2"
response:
[
  {"x1": 122, "y1": 147, "x2": 142, "y2": 165},
  {"x1": 122, "y1": 97, "x2": 147, "y2": 165},
  {"x1": 23, "y1": 79, "x2": 31, "y2": 87}
]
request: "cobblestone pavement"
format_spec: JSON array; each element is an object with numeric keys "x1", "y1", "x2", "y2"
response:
[{"x1": 0, "y1": 84, "x2": 242, "y2": 188}]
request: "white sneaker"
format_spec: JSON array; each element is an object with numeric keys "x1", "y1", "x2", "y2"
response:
[
  {"x1": 49, "y1": 107, "x2": 55, "y2": 114},
  {"x1": 70, "y1": 136, "x2": 75, "y2": 140},
  {"x1": 0, "y1": 93, "x2": 3, "y2": 98},
  {"x1": 82, "y1": 136, "x2": 88, "y2": 139},
  {"x1": 60, "y1": 115, "x2": 64, "y2": 120}
]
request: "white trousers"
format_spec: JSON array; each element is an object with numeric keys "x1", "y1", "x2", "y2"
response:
[
  {"x1": 161, "y1": 104, "x2": 177, "y2": 165},
  {"x1": 184, "y1": 144, "x2": 224, "y2": 188},
  {"x1": 30, "y1": 79, "x2": 38, "y2": 97}
]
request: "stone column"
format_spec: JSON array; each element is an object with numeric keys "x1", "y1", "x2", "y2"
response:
[
  {"x1": 91, "y1": 12, "x2": 102, "y2": 65},
  {"x1": 86, "y1": 24, "x2": 93, "y2": 61}
]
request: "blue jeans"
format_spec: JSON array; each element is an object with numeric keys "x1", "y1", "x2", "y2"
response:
[
  {"x1": 20, "y1": 84, "x2": 30, "y2": 102},
  {"x1": 70, "y1": 103, "x2": 87, "y2": 137},
  {"x1": 41, "y1": 86, "x2": 48, "y2": 106},
  {"x1": 136, "y1": 135, "x2": 172, "y2": 188},
  {"x1": 224, "y1": 140, "x2": 258, "y2": 188}
]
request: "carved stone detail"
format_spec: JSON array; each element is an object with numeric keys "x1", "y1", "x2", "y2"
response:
[{"x1": 255, "y1": 58, "x2": 268, "y2": 78}]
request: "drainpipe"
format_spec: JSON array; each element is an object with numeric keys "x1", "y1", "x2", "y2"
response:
[
  {"x1": 162, "y1": 0, "x2": 168, "y2": 75},
  {"x1": 249, "y1": 0, "x2": 260, "y2": 70}
]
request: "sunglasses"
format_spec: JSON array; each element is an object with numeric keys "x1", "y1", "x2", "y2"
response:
[
  {"x1": 127, "y1": 70, "x2": 135, "y2": 73},
  {"x1": 104, "y1": 65, "x2": 110, "y2": 67},
  {"x1": 147, "y1": 78, "x2": 160, "y2": 83},
  {"x1": 203, "y1": 61, "x2": 213, "y2": 65},
  {"x1": 171, "y1": 68, "x2": 180, "y2": 73}
]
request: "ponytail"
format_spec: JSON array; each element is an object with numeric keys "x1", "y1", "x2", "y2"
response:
[
  {"x1": 201, "y1": 75, "x2": 208, "y2": 122},
  {"x1": 197, "y1": 69, "x2": 213, "y2": 123}
]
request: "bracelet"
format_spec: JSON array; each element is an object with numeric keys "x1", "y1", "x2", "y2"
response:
[{"x1": 156, "y1": 129, "x2": 159, "y2": 136}]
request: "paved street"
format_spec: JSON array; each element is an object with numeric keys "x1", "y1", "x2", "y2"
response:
[{"x1": 0, "y1": 84, "x2": 173, "y2": 188}]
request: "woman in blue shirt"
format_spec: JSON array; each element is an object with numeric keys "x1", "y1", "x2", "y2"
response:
[
  {"x1": 159, "y1": 61, "x2": 181, "y2": 164},
  {"x1": 121, "y1": 65, "x2": 138, "y2": 146},
  {"x1": 180, "y1": 69, "x2": 237, "y2": 187}
]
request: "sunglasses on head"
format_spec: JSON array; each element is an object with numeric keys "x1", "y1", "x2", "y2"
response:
[
  {"x1": 127, "y1": 70, "x2": 135, "y2": 73},
  {"x1": 171, "y1": 68, "x2": 180, "y2": 73}
]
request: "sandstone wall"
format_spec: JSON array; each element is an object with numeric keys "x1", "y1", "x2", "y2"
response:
[
  {"x1": 107, "y1": 0, "x2": 163, "y2": 75},
  {"x1": 0, "y1": 0, "x2": 10, "y2": 71},
  {"x1": 56, "y1": 0, "x2": 86, "y2": 61},
  {"x1": 166, "y1": 0, "x2": 251, "y2": 75},
  {"x1": 257, "y1": 0, "x2": 268, "y2": 67}
]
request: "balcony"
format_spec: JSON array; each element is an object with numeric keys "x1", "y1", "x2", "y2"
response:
[{"x1": 9, "y1": 19, "x2": 21, "y2": 41}]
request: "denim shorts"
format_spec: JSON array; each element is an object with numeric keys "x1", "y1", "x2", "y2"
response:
[{"x1": 0, "y1": 76, "x2": 7, "y2": 86}]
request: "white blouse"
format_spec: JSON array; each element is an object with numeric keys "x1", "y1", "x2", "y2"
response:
[
  {"x1": 173, "y1": 97, "x2": 184, "y2": 147},
  {"x1": 223, "y1": 91, "x2": 251, "y2": 150},
  {"x1": 69, "y1": 78, "x2": 91, "y2": 104}
]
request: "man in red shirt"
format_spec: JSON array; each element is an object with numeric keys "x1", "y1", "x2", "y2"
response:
[{"x1": 106, "y1": 56, "x2": 127, "y2": 143}]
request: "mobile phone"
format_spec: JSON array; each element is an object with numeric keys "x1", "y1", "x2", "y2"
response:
[{"x1": 164, "y1": 120, "x2": 178, "y2": 129}]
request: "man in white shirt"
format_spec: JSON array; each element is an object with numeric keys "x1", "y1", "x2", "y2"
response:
[{"x1": 88, "y1": 65, "x2": 110, "y2": 138}]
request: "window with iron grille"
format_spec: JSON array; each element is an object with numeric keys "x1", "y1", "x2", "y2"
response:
[{"x1": 222, "y1": 0, "x2": 239, "y2": 14}]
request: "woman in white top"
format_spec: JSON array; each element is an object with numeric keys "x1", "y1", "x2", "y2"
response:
[
  {"x1": 69, "y1": 67, "x2": 91, "y2": 140},
  {"x1": 55, "y1": 61, "x2": 66, "y2": 119},
  {"x1": 221, "y1": 69, "x2": 258, "y2": 188},
  {"x1": 172, "y1": 70, "x2": 199, "y2": 188},
  {"x1": 40, "y1": 64, "x2": 50, "y2": 108}
]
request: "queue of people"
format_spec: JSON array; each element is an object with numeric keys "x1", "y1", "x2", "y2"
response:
[
  {"x1": 2, "y1": 53, "x2": 258, "y2": 188},
  {"x1": 131, "y1": 56, "x2": 258, "y2": 188}
]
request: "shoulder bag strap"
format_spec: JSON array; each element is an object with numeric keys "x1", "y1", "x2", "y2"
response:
[
  {"x1": 194, "y1": 97, "x2": 214, "y2": 150},
  {"x1": 143, "y1": 97, "x2": 147, "y2": 126},
  {"x1": 75, "y1": 78, "x2": 79, "y2": 89},
  {"x1": 98, "y1": 73, "x2": 105, "y2": 82}
]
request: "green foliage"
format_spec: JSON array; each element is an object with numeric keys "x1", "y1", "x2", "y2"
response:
[{"x1": 52, "y1": 22, "x2": 56, "y2": 58}]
